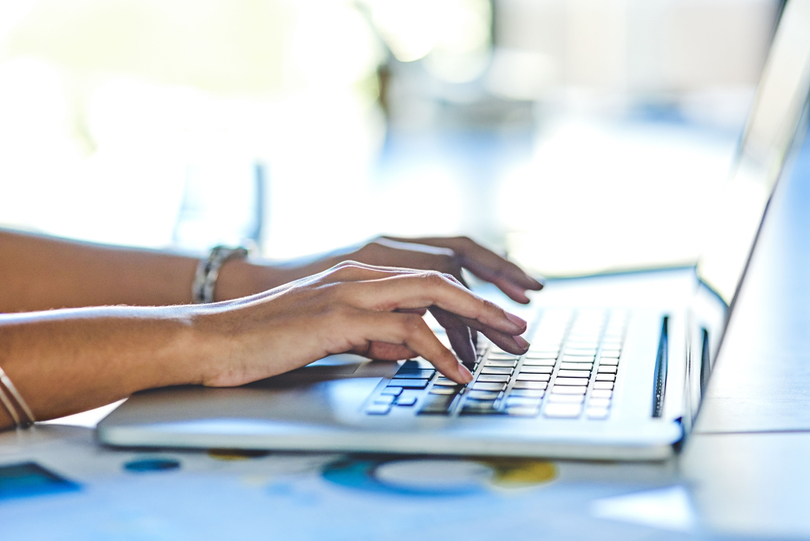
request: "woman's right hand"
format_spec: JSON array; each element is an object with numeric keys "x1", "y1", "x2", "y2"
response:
[{"x1": 195, "y1": 261, "x2": 530, "y2": 388}]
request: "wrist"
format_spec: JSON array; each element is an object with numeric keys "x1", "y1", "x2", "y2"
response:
[{"x1": 213, "y1": 259, "x2": 281, "y2": 301}]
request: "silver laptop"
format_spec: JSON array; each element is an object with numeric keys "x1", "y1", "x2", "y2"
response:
[{"x1": 98, "y1": 0, "x2": 810, "y2": 460}]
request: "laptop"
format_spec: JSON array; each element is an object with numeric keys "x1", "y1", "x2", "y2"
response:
[{"x1": 97, "y1": 0, "x2": 810, "y2": 460}]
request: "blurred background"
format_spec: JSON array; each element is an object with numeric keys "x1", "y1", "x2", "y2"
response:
[{"x1": 0, "y1": 0, "x2": 780, "y2": 276}]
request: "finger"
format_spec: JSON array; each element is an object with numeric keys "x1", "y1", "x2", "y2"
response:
[
  {"x1": 445, "y1": 313, "x2": 528, "y2": 355},
  {"x1": 385, "y1": 236, "x2": 544, "y2": 303},
  {"x1": 429, "y1": 306, "x2": 476, "y2": 367},
  {"x1": 364, "y1": 342, "x2": 419, "y2": 361},
  {"x1": 346, "y1": 310, "x2": 473, "y2": 384},
  {"x1": 367, "y1": 238, "x2": 470, "y2": 289},
  {"x1": 440, "y1": 272, "x2": 477, "y2": 348},
  {"x1": 335, "y1": 272, "x2": 528, "y2": 336},
  {"x1": 478, "y1": 327, "x2": 530, "y2": 355}
]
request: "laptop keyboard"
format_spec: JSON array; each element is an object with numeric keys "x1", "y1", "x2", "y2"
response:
[{"x1": 364, "y1": 309, "x2": 628, "y2": 420}]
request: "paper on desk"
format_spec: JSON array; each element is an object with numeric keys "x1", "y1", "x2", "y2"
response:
[{"x1": 0, "y1": 426, "x2": 699, "y2": 541}]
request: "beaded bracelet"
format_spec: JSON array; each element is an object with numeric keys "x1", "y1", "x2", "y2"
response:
[
  {"x1": 191, "y1": 245, "x2": 249, "y2": 304},
  {"x1": 0, "y1": 366, "x2": 35, "y2": 428}
]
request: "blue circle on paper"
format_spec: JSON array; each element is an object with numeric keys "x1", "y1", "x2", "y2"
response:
[
  {"x1": 321, "y1": 457, "x2": 488, "y2": 497},
  {"x1": 123, "y1": 458, "x2": 181, "y2": 473}
]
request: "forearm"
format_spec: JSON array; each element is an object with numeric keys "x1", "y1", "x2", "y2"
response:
[
  {"x1": 0, "y1": 306, "x2": 209, "y2": 428},
  {"x1": 0, "y1": 229, "x2": 289, "y2": 311}
]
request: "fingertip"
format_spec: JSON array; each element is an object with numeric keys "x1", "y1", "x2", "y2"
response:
[
  {"x1": 457, "y1": 363, "x2": 473, "y2": 384},
  {"x1": 505, "y1": 312, "x2": 528, "y2": 332},
  {"x1": 514, "y1": 335, "x2": 530, "y2": 352}
]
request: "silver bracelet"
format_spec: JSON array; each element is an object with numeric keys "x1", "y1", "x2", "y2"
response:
[
  {"x1": 192, "y1": 245, "x2": 249, "y2": 304},
  {"x1": 0, "y1": 366, "x2": 35, "y2": 428}
]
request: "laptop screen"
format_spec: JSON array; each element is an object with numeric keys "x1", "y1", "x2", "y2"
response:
[{"x1": 697, "y1": 0, "x2": 810, "y2": 305}]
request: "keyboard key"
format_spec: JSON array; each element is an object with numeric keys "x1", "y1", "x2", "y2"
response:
[
  {"x1": 593, "y1": 381, "x2": 614, "y2": 390},
  {"x1": 380, "y1": 387, "x2": 403, "y2": 396},
  {"x1": 509, "y1": 389, "x2": 545, "y2": 398},
  {"x1": 599, "y1": 358, "x2": 620, "y2": 366},
  {"x1": 472, "y1": 382, "x2": 507, "y2": 392},
  {"x1": 562, "y1": 354, "x2": 595, "y2": 363},
  {"x1": 597, "y1": 365, "x2": 618, "y2": 373},
  {"x1": 560, "y1": 362, "x2": 593, "y2": 370},
  {"x1": 565, "y1": 341, "x2": 599, "y2": 349},
  {"x1": 522, "y1": 358, "x2": 556, "y2": 366},
  {"x1": 557, "y1": 369, "x2": 590, "y2": 378},
  {"x1": 477, "y1": 374, "x2": 510, "y2": 383},
  {"x1": 460, "y1": 401, "x2": 502, "y2": 415},
  {"x1": 484, "y1": 360, "x2": 518, "y2": 368},
  {"x1": 519, "y1": 365, "x2": 553, "y2": 374},
  {"x1": 547, "y1": 394, "x2": 584, "y2": 403},
  {"x1": 591, "y1": 389, "x2": 613, "y2": 399},
  {"x1": 587, "y1": 407, "x2": 610, "y2": 419},
  {"x1": 366, "y1": 403, "x2": 391, "y2": 415},
  {"x1": 506, "y1": 397, "x2": 542, "y2": 408},
  {"x1": 525, "y1": 351, "x2": 558, "y2": 359},
  {"x1": 433, "y1": 379, "x2": 461, "y2": 387},
  {"x1": 565, "y1": 349, "x2": 598, "y2": 357},
  {"x1": 513, "y1": 381, "x2": 547, "y2": 390},
  {"x1": 554, "y1": 377, "x2": 590, "y2": 386},
  {"x1": 467, "y1": 390, "x2": 501, "y2": 400},
  {"x1": 595, "y1": 373, "x2": 616, "y2": 382},
  {"x1": 373, "y1": 395, "x2": 396, "y2": 405},
  {"x1": 488, "y1": 352, "x2": 519, "y2": 361},
  {"x1": 551, "y1": 385, "x2": 587, "y2": 395},
  {"x1": 601, "y1": 349, "x2": 621, "y2": 357},
  {"x1": 544, "y1": 403, "x2": 583, "y2": 418},
  {"x1": 505, "y1": 406, "x2": 541, "y2": 417},
  {"x1": 417, "y1": 395, "x2": 456, "y2": 415},
  {"x1": 430, "y1": 386, "x2": 458, "y2": 395},
  {"x1": 394, "y1": 369, "x2": 435, "y2": 379},
  {"x1": 400, "y1": 359, "x2": 434, "y2": 370},
  {"x1": 562, "y1": 350, "x2": 596, "y2": 363},
  {"x1": 589, "y1": 397, "x2": 611, "y2": 408},
  {"x1": 516, "y1": 373, "x2": 550, "y2": 382},
  {"x1": 396, "y1": 395, "x2": 418, "y2": 407},
  {"x1": 393, "y1": 379, "x2": 430, "y2": 389},
  {"x1": 481, "y1": 366, "x2": 513, "y2": 375}
]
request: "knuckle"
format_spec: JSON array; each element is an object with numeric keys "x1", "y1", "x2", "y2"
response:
[
  {"x1": 328, "y1": 261, "x2": 354, "y2": 276},
  {"x1": 480, "y1": 298, "x2": 500, "y2": 317},
  {"x1": 441, "y1": 271, "x2": 456, "y2": 283},
  {"x1": 421, "y1": 271, "x2": 447, "y2": 288},
  {"x1": 330, "y1": 260, "x2": 366, "y2": 278},
  {"x1": 360, "y1": 240, "x2": 387, "y2": 258},
  {"x1": 399, "y1": 313, "x2": 425, "y2": 336}
]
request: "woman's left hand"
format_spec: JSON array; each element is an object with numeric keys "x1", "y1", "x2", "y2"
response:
[{"x1": 258, "y1": 236, "x2": 544, "y2": 304}]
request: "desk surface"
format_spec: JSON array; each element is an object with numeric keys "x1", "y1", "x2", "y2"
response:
[{"x1": 3, "y1": 130, "x2": 810, "y2": 540}]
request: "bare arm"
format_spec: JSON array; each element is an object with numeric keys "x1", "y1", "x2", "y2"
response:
[
  {"x1": 0, "y1": 229, "x2": 296, "y2": 312},
  {"x1": 0, "y1": 263, "x2": 529, "y2": 430},
  {"x1": 0, "y1": 230, "x2": 542, "y2": 313}
]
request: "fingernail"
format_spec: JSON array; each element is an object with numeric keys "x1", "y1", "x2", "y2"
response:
[
  {"x1": 514, "y1": 335, "x2": 530, "y2": 351},
  {"x1": 505, "y1": 312, "x2": 527, "y2": 330},
  {"x1": 457, "y1": 363, "x2": 474, "y2": 384}
]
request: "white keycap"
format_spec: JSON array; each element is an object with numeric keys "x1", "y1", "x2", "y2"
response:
[{"x1": 544, "y1": 403, "x2": 583, "y2": 418}]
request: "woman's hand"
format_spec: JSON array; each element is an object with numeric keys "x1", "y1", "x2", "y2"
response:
[
  {"x1": 196, "y1": 261, "x2": 530, "y2": 387},
  {"x1": 234, "y1": 236, "x2": 544, "y2": 305},
  {"x1": 0, "y1": 261, "x2": 529, "y2": 428}
]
